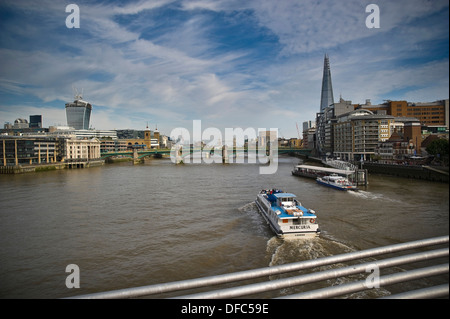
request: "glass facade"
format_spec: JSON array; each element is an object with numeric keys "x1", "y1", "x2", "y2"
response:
[
  {"x1": 65, "y1": 100, "x2": 92, "y2": 130},
  {"x1": 29, "y1": 115, "x2": 42, "y2": 128},
  {"x1": 320, "y1": 54, "x2": 334, "y2": 113},
  {"x1": 1, "y1": 137, "x2": 65, "y2": 165}
]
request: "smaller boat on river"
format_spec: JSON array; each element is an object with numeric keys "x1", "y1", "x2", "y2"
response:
[{"x1": 316, "y1": 174, "x2": 358, "y2": 191}]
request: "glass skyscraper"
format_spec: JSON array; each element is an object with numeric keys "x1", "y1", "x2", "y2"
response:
[
  {"x1": 316, "y1": 54, "x2": 335, "y2": 155},
  {"x1": 319, "y1": 54, "x2": 334, "y2": 113},
  {"x1": 65, "y1": 98, "x2": 92, "y2": 130}
]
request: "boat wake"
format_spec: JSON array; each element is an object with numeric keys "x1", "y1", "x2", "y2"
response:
[
  {"x1": 239, "y1": 202, "x2": 391, "y2": 298},
  {"x1": 348, "y1": 189, "x2": 403, "y2": 203},
  {"x1": 265, "y1": 235, "x2": 391, "y2": 298},
  {"x1": 267, "y1": 235, "x2": 354, "y2": 267},
  {"x1": 238, "y1": 202, "x2": 273, "y2": 237}
]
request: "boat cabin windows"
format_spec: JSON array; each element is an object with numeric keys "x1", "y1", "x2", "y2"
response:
[
  {"x1": 279, "y1": 197, "x2": 294, "y2": 205},
  {"x1": 279, "y1": 197, "x2": 301, "y2": 207}
]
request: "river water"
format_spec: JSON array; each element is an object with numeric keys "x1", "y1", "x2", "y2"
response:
[{"x1": 0, "y1": 157, "x2": 448, "y2": 298}]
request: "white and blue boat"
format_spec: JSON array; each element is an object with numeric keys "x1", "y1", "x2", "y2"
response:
[
  {"x1": 316, "y1": 174, "x2": 358, "y2": 191},
  {"x1": 255, "y1": 189, "x2": 320, "y2": 238}
]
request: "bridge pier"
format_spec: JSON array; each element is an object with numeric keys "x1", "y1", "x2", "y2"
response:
[
  {"x1": 175, "y1": 146, "x2": 183, "y2": 164},
  {"x1": 132, "y1": 148, "x2": 143, "y2": 165},
  {"x1": 222, "y1": 145, "x2": 229, "y2": 164}
]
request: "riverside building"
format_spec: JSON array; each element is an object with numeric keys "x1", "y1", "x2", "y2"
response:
[
  {"x1": 1, "y1": 135, "x2": 101, "y2": 166},
  {"x1": 314, "y1": 97, "x2": 446, "y2": 160},
  {"x1": 302, "y1": 121, "x2": 316, "y2": 150},
  {"x1": 332, "y1": 108, "x2": 423, "y2": 162},
  {"x1": 65, "y1": 138, "x2": 101, "y2": 161},
  {"x1": 333, "y1": 109, "x2": 397, "y2": 161},
  {"x1": 355, "y1": 99, "x2": 449, "y2": 132},
  {"x1": 312, "y1": 55, "x2": 449, "y2": 158},
  {"x1": 1, "y1": 136, "x2": 65, "y2": 166}
]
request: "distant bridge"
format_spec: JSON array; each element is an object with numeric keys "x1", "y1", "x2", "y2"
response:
[
  {"x1": 100, "y1": 147, "x2": 312, "y2": 161},
  {"x1": 100, "y1": 148, "x2": 172, "y2": 160}
]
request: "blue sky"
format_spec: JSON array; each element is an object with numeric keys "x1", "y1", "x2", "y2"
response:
[{"x1": 0, "y1": 0, "x2": 448, "y2": 138}]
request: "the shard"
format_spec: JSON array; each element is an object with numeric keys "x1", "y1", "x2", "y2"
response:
[{"x1": 319, "y1": 54, "x2": 334, "y2": 112}]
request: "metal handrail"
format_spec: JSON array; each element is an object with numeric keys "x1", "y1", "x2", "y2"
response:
[
  {"x1": 280, "y1": 264, "x2": 448, "y2": 299},
  {"x1": 380, "y1": 284, "x2": 449, "y2": 299},
  {"x1": 176, "y1": 248, "x2": 448, "y2": 299},
  {"x1": 68, "y1": 236, "x2": 449, "y2": 299}
]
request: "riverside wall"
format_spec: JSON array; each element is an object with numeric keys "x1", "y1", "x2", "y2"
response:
[
  {"x1": 363, "y1": 163, "x2": 448, "y2": 183},
  {"x1": 0, "y1": 160, "x2": 104, "y2": 174}
]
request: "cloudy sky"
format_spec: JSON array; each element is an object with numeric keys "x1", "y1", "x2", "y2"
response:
[{"x1": 0, "y1": 0, "x2": 448, "y2": 138}]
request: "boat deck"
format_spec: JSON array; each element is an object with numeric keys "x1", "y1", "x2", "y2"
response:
[
  {"x1": 271, "y1": 204, "x2": 316, "y2": 219},
  {"x1": 259, "y1": 191, "x2": 317, "y2": 219},
  {"x1": 256, "y1": 190, "x2": 320, "y2": 238}
]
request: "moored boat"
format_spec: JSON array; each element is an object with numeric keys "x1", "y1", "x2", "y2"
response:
[
  {"x1": 255, "y1": 189, "x2": 320, "y2": 239},
  {"x1": 316, "y1": 174, "x2": 358, "y2": 191}
]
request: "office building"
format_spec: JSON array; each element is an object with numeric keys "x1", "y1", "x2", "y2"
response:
[
  {"x1": 29, "y1": 115, "x2": 42, "y2": 128},
  {"x1": 1, "y1": 136, "x2": 65, "y2": 166},
  {"x1": 316, "y1": 54, "x2": 336, "y2": 156},
  {"x1": 319, "y1": 54, "x2": 334, "y2": 113},
  {"x1": 311, "y1": 54, "x2": 448, "y2": 159},
  {"x1": 302, "y1": 121, "x2": 316, "y2": 150},
  {"x1": 333, "y1": 109, "x2": 397, "y2": 161},
  {"x1": 355, "y1": 99, "x2": 449, "y2": 131},
  {"x1": 65, "y1": 95, "x2": 92, "y2": 130}
]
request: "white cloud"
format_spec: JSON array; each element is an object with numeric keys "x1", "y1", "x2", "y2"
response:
[
  {"x1": 0, "y1": 0, "x2": 448, "y2": 137},
  {"x1": 335, "y1": 59, "x2": 449, "y2": 104},
  {"x1": 112, "y1": 0, "x2": 175, "y2": 15},
  {"x1": 249, "y1": 0, "x2": 448, "y2": 55}
]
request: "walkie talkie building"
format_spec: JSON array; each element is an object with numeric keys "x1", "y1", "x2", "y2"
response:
[{"x1": 65, "y1": 96, "x2": 92, "y2": 130}]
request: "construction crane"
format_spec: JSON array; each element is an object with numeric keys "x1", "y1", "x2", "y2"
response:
[
  {"x1": 296, "y1": 122, "x2": 301, "y2": 139},
  {"x1": 295, "y1": 122, "x2": 303, "y2": 148}
]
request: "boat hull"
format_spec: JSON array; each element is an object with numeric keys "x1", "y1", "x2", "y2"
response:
[
  {"x1": 255, "y1": 194, "x2": 320, "y2": 239},
  {"x1": 316, "y1": 178, "x2": 358, "y2": 191}
]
